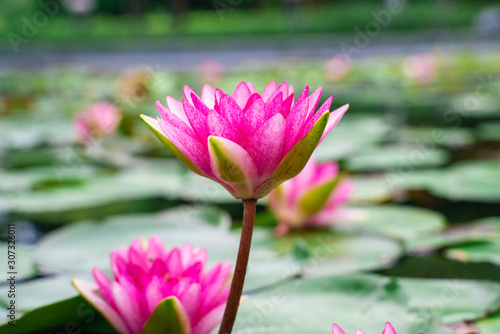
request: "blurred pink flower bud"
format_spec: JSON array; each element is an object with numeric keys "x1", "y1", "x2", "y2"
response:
[
  {"x1": 73, "y1": 237, "x2": 232, "y2": 334},
  {"x1": 198, "y1": 60, "x2": 225, "y2": 85},
  {"x1": 267, "y1": 156, "x2": 354, "y2": 236},
  {"x1": 324, "y1": 55, "x2": 351, "y2": 82},
  {"x1": 73, "y1": 102, "x2": 121, "y2": 143},
  {"x1": 403, "y1": 53, "x2": 438, "y2": 85}
]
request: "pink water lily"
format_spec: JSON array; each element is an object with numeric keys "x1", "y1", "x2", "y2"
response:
[
  {"x1": 141, "y1": 81, "x2": 348, "y2": 199},
  {"x1": 268, "y1": 156, "x2": 354, "y2": 236},
  {"x1": 73, "y1": 101, "x2": 121, "y2": 143},
  {"x1": 73, "y1": 237, "x2": 232, "y2": 334},
  {"x1": 332, "y1": 322, "x2": 417, "y2": 334}
]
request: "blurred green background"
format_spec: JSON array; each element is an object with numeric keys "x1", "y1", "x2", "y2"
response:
[{"x1": 1, "y1": 1, "x2": 500, "y2": 333}]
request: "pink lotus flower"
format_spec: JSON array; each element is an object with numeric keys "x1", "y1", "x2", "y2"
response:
[
  {"x1": 73, "y1": 237, "x2": 232, "y2": 334},
  {"x1": 141, "y1": 81, "x2": 348, "y2": 199},
  {"x1": 332, "y1": 322, "x2": 417, "y2": 334},
  {"x1": 73, "y1": 101, "x2": 121, "y2": 143},
  {"x1": 324, "y1": 55, "x2": 351, "y2": 82},
  {"x1": 402, "y1": 53, "x2": 438, "y2": 85},
  {"x1": 267, "y1": 156, "x2": 354, "y2": 236}
]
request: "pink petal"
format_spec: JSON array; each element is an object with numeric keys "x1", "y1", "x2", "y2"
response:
[
  {"x1": 183, "y1": 85, "x2": 199, "y2": 105},
  {"x1": 305, "y1": 86, "x2": 323, "y2": 120},
  {"x1": 207, "y1": 110, "x2": 244, "y2": 146},
  {"x1": 147, "y1": 236, "x2": 167, "y2": 262},
  {"x1": 183, "y1": 99, "x2": 210, "y2": 145},
  {"x1": 157, "y1": 101, "x2": 195, "y2": 137},
  {"x1": 190, "y1": 93, "x2": 210, "y2": 116},
  {"x1": 191, "y1": 303, "x2": 226, "y2": 334},
  {"x1": 355, "y1": 329, "x2": 365, "y2": 334},
  {"x1": 92, "y1": 268, "x2": 114, "y2": 307},
  {"x1": 319, "y1": 104, "x2": 349, "y2": 143},
  {"x1": 111, "y1": 282, "x2": 144, "y2": 334},
  {"x1": 284, "y1": 98, "x2": 309, "y2": 153},
  {"x1": 246, "y1": 113, "x2": 286, "y2": 181},
  {"x1": 265, "y1": 92, "x2": 284, "y2": 119},
  {"x1": 218, "y1": 93, "x2": 243, "y2": 129},
  {"x1": 232, "y1": 82, "x2": 253, "y2": 109},
  {"x1": 261, "y1": 80, "x2": 277, "y2": 101},
  {"x1": 178, "y1": 283, "x2": 202, "y2": 323},
  {"x1": 281, "y1": 93, "x2": 294, "y2": 118},
  {"x1": 166, "y1": 248, "x2": 183, "y2": 277},
  {"x1": 266, "y1": 81, "x2": 289, "y2": 103},
  {"x1": 294, "y1": 85, "x2": 309, "y2": 107},
  {"x1": 240, "y1": 98, "x2": 268, "y2": 141},
  {"x1": 144, "y1": 276, "x2": 167, "y2": 313},
  {"x1": 332, "y1": 324, "x2": 346, "y2": 334},
  {"x1": 382, "y1": 322, "x2": 397, "y2": 334},
  {"x1": 73, "y1": 279, "x2": 131, "y2": 334},
  {"x1": 245, "y1": 81, "x2": 258, "y2": 94},
  {"x1": 158, "y1": 117, "x2": 213, "y2": 176},
  {"x1": 201, "y1": 84, "x2": 216, "y2": 109},
  {"x1": 166, "y1": 97, "x2": 189, "y2": 124}
]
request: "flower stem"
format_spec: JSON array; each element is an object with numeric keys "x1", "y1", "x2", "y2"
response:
[{"x1": 218, "y1": 198, "x2": 257, "y2": 334}]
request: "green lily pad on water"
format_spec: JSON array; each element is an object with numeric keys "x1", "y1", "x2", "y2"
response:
[
  {"x1": 446, "y1": 242, "x2": 500, "y2": 266},
  {"x1": 406, "y1": 217, "x2": 500, "y2": 253},
  {"x1": 315, "y1": 114, "x2": 391, "y2": 161},
  {"x1": 35, "y1": 206, "x2": 299, "y2": 292},
  {"x1": 234, "y1": 274, "x2": 500, "y2": 334},
  {"x1": 399, "y1": 127, "x2": 474, "y2": 148},
  {"x1": 345, "y1": 144, "x2": 450, "y2": 172},
  {"x1": 252, "y1": 227, "x2": 402, "y2": 277},
  {"x1": 0, "y1": 242, "x2": 37, "y2": 280},
  {"x1": 477, "y1": 121, "x2": 500, "y2": 142},
  {"x1": 9, "y1": 160, "x2": 186, "y2": 223},
  {"x1": 338, "y1": 205, "x2": 446, "y2": 242}
]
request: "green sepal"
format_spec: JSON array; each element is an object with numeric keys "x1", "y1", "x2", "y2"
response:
[
  {"x1": 253, "y1": 111, "x2": 330, "y2": 198},
  {"x1": 140, "y1": 114, "x2": 206, "y2": 177},
  {"x1": 298, "y1": 175, "x2": 341, "y2": 215},
  {"x1": 142, "y1": 297, "x2": 190, "y2": 334}
]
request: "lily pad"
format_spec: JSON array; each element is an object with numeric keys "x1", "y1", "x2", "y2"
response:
[
  {"x1": 407, "y1": 217, "x2": 500, "y2": 253},
  {"x1": 399, "y1": 127, "x2": 474, "y2": 148},
  {"x1": 478, "y1": 312, "x2": 500, "y2": 334},
  {"x1": 9, "y1": 160, "x2": 186, "y2": 223},
  {"x1": 35, "y1": 206, "x2": 299, "y2": 292},
  {"x1": 338, "y1": 205, "x2": 446, "y2": 242},
  {"x1": 234, "y1": 274, "x2": 500, "y2": 333},
  {"x1": 0, "y1": 242, "x2": 37, "y2": 280},
  {"x1": 477, "y1": 121, "x2": 500, "y2": 142},
  {"x1": 446, "y1": 242, "x2": 500, "y2": 266},
  {"x1": 345, "y1": 144, "x2": 450, "y2": 172},
  {"x1": 315, "y1": 114, "x2": 391, "y2": 161},
  {"x1": 252, "y1": 227, "x2": 402, "y2": 277},
  {"x1": 349, "y1": 175, "x2": 395, "y2": 203},
  {"x1": 426, "y1": 161, "x2": 500, "y2": 202}
]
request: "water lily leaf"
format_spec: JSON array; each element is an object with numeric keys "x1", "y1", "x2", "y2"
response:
[
  {"x1": 400, "y1": 127, "x2": 474, "y2": 148},
  {"x1": 315, "y1": 114, "x2": 390, "y2": 160},
  {"x1": 35, "y1": 206, "x2": 299, "y2": 292},
  {"x1": 9, "y1": 160, "x2": 185, "y2": 223},
  {"x1": 446, "y1": 242, "x2": 500, "y2": 266},
  {"x1": 0, "y1": 242, "x2": 37, "y2": 280},
  {"x1": 477, "y1": 311, "x2": 500, "y2": 334},
  {"x1": 235, "y1": 274, "x2": 500, "y2": 333},
  {"x1": 339, "y1": 205, "x2": 446, "y2": 242},
  {"x1": 0, "y1": 276, "x2": 114, "y2": 333},
  {"x1": 252, "y1": 227, "x2": 402, "y2": 277},
  {"x1": 407, "y1": 217, "x2": 500, "y2": 253},
  {"x1": 345, "y1": 144, "x2": 450, "y2": 172}
]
